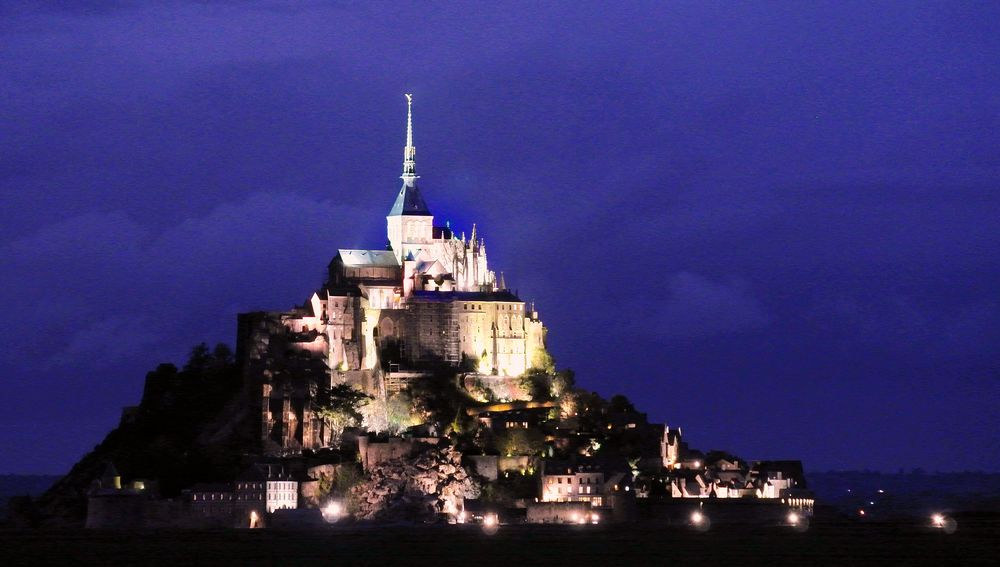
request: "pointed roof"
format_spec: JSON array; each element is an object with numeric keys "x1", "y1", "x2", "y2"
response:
[
  {"x1": 388, "y1": 181, "x2": 431, "y2": 216},
  {"x1": 389, "y1": 94, "x2": 432, "y2": 217}
]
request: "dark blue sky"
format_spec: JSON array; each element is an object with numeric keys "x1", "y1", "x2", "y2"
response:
[{"x1": 2, "y1": 2, "x2": 998, "y2": 474}]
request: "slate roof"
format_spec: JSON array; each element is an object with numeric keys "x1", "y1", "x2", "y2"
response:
[
  {"x1": 388, "y1": 181, "x2": 431, "y2": 216},
  {"x1": 237, "y1": 463, "x2": 295, "y2": 482},
  {"x1": 409, "y1": 290, "x2": 522, "y2": 302},
  {"x1": 337, "y1": 249, "x2": 400, "y2": 267}
]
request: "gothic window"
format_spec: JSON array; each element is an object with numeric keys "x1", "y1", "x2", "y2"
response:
[{"x1": 380, "y1": 319, "x2": 395, "y2": 337}]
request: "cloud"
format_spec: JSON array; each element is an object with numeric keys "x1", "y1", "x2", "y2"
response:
[
  {"x1": 654, "y1": 272, "x2": 770, "y2": 339},
  {"x1": 817, "y1": 295, "x2": 1000, "y2": 361},
  {"x1": 49, "y1": 315, "x2": 162, "y2": 369},
  {"x1": 0, "y1": 192, "x2": 375, "y2": 368}
]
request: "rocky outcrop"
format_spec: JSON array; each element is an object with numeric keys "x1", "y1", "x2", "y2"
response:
[
  {"x1": 351, "y1": 445, "x2": 479, "y2": 521},
  {"x1": 32, "y1": 346, "x2": 253, "y2": 526}
]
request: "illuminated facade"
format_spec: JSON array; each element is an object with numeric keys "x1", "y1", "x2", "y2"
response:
[
  {"x1": 539, "y1": 459, "x2": 631, "y2": 507},
  {"x1": 238, "y1": 96, "x2": 547, "y2": 452}
]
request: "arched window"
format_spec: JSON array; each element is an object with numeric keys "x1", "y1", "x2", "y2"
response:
[{"x1": 380, "y1": 318, "x2": 395, "y2": 338}]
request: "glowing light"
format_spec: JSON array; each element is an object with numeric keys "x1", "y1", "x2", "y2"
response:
[
  {"x1": 481, "y1": 512, "x2": 500, "y2": 535},
  {"x1": 456, "y1": 511, "x2": 467, "y2": 524},
  {"x1": 858, "y1": 509, "x2": 865, "y2": 516},
  {"x1": 787, "y1": 512, "x2": 799, "y2": 525},
  {"x1": 930, "y1": 513, "x2": 957, "y2": 534},
  {"x1": 322, "y1": 500, "x2": 344, "y2": 523},
  {"x1": 482, "y1": 512, "x2": 499, "y2": 534},
  {"x1": 691, "y1": 511, "x2": 704, "y2": 524}
]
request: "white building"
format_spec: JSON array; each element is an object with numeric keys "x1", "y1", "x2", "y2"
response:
[
  {"x1": 540, "y1": 459, "x2": 631, "y2": 507},
  {"x1": 235, "y1": 464, "x2": 298, "y2": 514}
]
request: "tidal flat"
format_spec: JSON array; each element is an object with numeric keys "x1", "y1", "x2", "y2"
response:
[{"x1": 2, "y1": 517, "x2": 998, "y2": 566}]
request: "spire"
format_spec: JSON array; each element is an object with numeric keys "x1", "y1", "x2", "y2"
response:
[
  {"x1": 401, "y1": 93, "x2": 418, "y2": 183},
  {"x1": 388, "y1": 94, "x2": 430, "y2": 216}
]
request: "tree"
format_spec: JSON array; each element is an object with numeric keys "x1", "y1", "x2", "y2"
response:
[
  {"x1": 407, "y1": 368, "x2": 472, "y2": 425},
  {"x1": 529, "y1": 346, "x2": 556, "y2": 374},
  {"x1": 314, "y1": 384, "x2": 371, "y2": 447},
  {"x1": 360, "y1": 398, "x2": 390, "y2": 435},
  {"x1": 386, "y1": 393, "x2": 418, "y2": 434},
  {"x1": 182, "y1": 342, "x2": 233, "y2": 374},
  {"x1": 518, "y1": 372, "x2": 551, "y2": 401},
  {"x1": 549, "y1": 369, "x2": 576, "y2": 399},
  {"x1": 609, "y1": 394, "x2": 636, "y2": 413},
  {"x1": 494, "y1": 428, "x2": 546, "y2": 456},
  {"x1": 183, "y1": 343, "x2": 212, "y2": 374}
]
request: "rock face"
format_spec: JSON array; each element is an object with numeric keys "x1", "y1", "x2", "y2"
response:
[{"x1": 351, "y1": 445, "x2": 479, "y2": 521}]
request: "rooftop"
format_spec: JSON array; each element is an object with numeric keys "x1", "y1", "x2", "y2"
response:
[
  {"x1": 337, "y1": 249, "x2": 400, "y2": 268},
  {"x1": 388, "y1": 181, "x2": 431, "y2": 216},
  {"x1": 410, "y1": 290, "x2": 522, "y2": 303}
]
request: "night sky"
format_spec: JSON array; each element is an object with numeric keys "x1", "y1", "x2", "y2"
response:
[{"x1": 2, "y1": 2, "x2": 998, "y2": 475}]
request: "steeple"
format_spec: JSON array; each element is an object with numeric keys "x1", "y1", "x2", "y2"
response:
[
  {"x1": 388, "y1": 94, "x2": 430, "y2": 216},
  {"x1": 401, "y1": 93, "x2": 418, "y2": 183}
]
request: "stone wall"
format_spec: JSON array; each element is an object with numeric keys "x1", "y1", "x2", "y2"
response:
[
  {"x1": 463, "y1": 375, "x2": 532, "y2": 402},
  {"x1": 468, "y1": 456, "x2": 498, "y2": 481},
  {"x1": 87, "y1": 495, "x2": 273, "y2": 529},
  {"x1": 358, "y1": 436, "x2": 440, "y2": 471},
  {"x1": 86, "y1": 495, "x2": 186, "y2": 529},
  {"x1": 526, "y1": 501, "x2": 591, "y2": 524}
]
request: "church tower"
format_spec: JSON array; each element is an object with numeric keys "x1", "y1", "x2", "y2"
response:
[{"x1": 387, "y1": 94, "x2": 433, "y2": 262}]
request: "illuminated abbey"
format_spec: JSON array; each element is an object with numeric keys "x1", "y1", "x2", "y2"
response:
[
  {"x1": 238, "y1": 96, "x2": 547, "y2": 452},
  {"x1": 79, "y1": 98, "x2": 813, "y2": 529}
]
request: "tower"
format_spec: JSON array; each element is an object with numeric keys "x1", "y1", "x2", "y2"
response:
[{"x1": 387, "y1": 94, "x2": 433, "y2": 262}]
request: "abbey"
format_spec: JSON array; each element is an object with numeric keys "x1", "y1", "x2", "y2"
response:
[{"x1": 237, "y1": 96, "x2": 547, "y2": 453}]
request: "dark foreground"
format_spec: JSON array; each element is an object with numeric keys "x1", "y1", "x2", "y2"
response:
[{"x1": 2, "y1": 519, "x2": 998, "y2": 566}]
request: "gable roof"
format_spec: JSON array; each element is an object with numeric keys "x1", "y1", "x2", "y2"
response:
[
  {"x1": 388, "y1": 181, "x2": 431, "y2": 216},
  {"x1": 337, "y1": 249, "x2": 400, "y2": 267}
]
